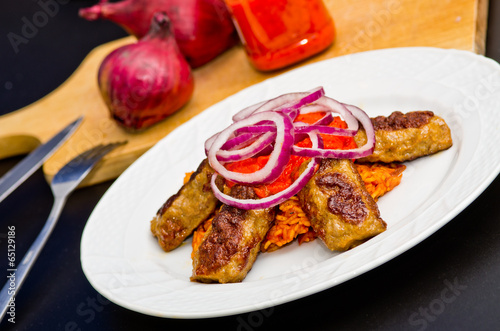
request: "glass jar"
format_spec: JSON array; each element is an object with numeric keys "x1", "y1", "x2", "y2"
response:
[{"x1": 224, "y1": 0, "x2": 335, "y2": 71}]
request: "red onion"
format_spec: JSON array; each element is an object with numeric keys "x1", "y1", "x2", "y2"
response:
[
  {"x1": 98, "y1": 12, "x2": 194, "y2": 130},
  {"x1": 221, "y1": 132, "x2": 260, "y2": 151},
  {"x1": 293, "y1": 112, "x2": 333, "y2": 143},
  {"x1": 210, "y1": 133, "x2": 322, "y2": 210},
  {"x1": 204, "y1": 126, "x2": 275, "y2": 156},
  {"x1": 231, "y1": 87, "x2": 325, "y2": 122},
  {"x1": 216, "y1": 132, "x2": 276, "y2": 162},
  {"x1": 300, "y1": 97, "x2": 359, "y2": 132},
  {"x1": 79, "y1": 0, "x2": 238, "y2": 68},
  {"x1": 207, "y1": 111, "x2": 294, "y2": 185},
  {"x1": 206, "y1": 88, "x2": 376, "y2": 210},
  {"x1": 294, "y1": 123, "x2": 356, "y2": 136},
  {"x1": 291, "y1": 103, "x2": 375, "y2": 158},
  {"x1": 231, "y1": 100, "x2": 267, "y2": 122},
  {"x1": 234, "y1": 124, "x2": 276, "y2": 135},
  {"x1": 296, "y1": 103, "x2": 331, "y2": 115}
]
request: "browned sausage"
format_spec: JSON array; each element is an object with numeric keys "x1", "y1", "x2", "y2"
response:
[
  {"x1": 191, "y1": 185, "x2": 276, "y2": 283},
  {"x1": 151, "y1": 159, "x2": 221, "y2": 252},
  {"x1": 298, "y1": 158, "x2": 387, "y2": 251},
  {"x1": 355, "y1": 111, "x2": 453, "y2": 163}
]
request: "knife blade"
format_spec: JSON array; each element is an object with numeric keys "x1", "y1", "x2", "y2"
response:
[{"x1": 0, "y1": 117, "x2": 83, "y2": 203}]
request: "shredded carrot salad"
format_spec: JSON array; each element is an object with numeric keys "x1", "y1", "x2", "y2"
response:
[
  {"x1": 261, "y1": 196, "x2": 311, "y2": 252},
  {"x1": 191, "y1": 215, "x2": 213, "y2": 258},
  {"x1": 183, "y1": 171, "x2": 194, "y2": 184},
  {"x1": 258, "y1": 162, "x2": 405, "y2": 251},
  {"x1": 355, "y1": 162, "x2": 406, "y2": 201}
]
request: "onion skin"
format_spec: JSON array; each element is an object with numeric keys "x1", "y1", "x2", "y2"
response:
[
  {"x1": 79, "y1": 0, "x2": 238, "y2": 68},
  {"x1": 98, "y1": 13, "x2": 194, "y2": 130}
]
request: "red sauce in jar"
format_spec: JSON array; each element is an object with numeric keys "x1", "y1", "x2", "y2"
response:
[
  {"x1": 224, "y1": 0, "x2": 335, "y2": 71},
  {"x1": 225, "y1": 114, "x2": 356, "y2": 198}
]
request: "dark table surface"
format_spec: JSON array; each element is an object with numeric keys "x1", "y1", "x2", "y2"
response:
[{"x1": 1, "y1": 1, "x2": 499, "y2": 330}]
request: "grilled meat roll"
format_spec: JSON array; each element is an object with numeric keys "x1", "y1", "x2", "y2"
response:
[
  {"x1": 191, "y1": 185, "x2": 276, "y2": 283},
  {"x1": 298, "y1": 158, "x2": 387, "y2": 251},
  {"x1": 151, "y1": 159, "x2": 222, "y2": 252},
  {"x1": 355, "y1": 111, "x2": 452, "y2": 163}
]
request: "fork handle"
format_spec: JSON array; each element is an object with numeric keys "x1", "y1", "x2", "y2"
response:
[{"x1": 0, "y1": 196, "x2": 66, "y2": 321}]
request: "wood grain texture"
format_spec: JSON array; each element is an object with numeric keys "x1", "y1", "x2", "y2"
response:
[{"x1": 0, "y1": 0, "x2": 488, "y2": 187}]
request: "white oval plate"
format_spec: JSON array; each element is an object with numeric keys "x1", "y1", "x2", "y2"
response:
[{"x1": 81, "y1": 47, "x2": 500, "y2": 319}]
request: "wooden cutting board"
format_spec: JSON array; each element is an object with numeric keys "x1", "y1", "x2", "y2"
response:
[{"x1": 0, "y1": 0, "x2": 488, "y2": 187}]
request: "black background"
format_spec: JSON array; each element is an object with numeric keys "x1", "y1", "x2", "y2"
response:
[{"x1": 0, "y1": 1, "x2": 499, "y2": 330}]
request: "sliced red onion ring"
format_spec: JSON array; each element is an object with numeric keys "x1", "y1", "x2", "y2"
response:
[
  {"x1": 208, "y1": 111, "x2": 294, "y2": 184},
  {"x1": 344, "y1": 102, "x2": 376, "y2": 148},
  {"x1": 298, "y1": 103, "x2": 331, "y2": 114},
  {"x1": 206, "y1": 125, "x2": 276, "y2": 155},
  {"x1": 210, "y1": 132, "x2": 321, "y2": 210},
  {"x1": 295, "y1": 124, "x2": 357, "y2": 136},
  {"x1": 231, "y1": 100, "x2": 267, "y2": 122},
  {"x1": 301, "y1": 97, "x2": 359, "y2": 132},
  {"x1": 294, "y1": 111, "x2": 333, "y2": 129},
  {"x1": 216, "y1": 132, "x2": 276, "y2": 162},
  {"x1": 206, "y1": 87, "x2": 377, "y2": 209},
  {"x1": 204, "y1": 131, "x2": 219, "y2": 156},
  {"x1": 293, "y1": 112, "x2": 335, "y2": 143},
  {"x1": 279, "y1": 87, "x2": 326, "y2": 120},
  {"x1": 220, "y1": 132, "x2": 258, "y2": 151},
  {"x1": 294, "y1": 107, "x2": 357, "y2": 137},
  {"x1": 292, "y1": 103, "x2": 375, "y2": 159},
  {"x1": 234, "y1": 124, "x2": 276, "y2": 135},
  {"x1": 232, "y1": 87, "x2": 325, "y2": 122}
]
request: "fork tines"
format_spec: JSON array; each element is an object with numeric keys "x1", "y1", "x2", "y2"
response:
[{"x1": 52, "y1": 141, "x2": 127, "y2": 182}]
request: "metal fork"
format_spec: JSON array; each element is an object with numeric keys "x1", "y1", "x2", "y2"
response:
[{"x1": 0, "y1": 141, "x2": 126, "y2": 321}]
